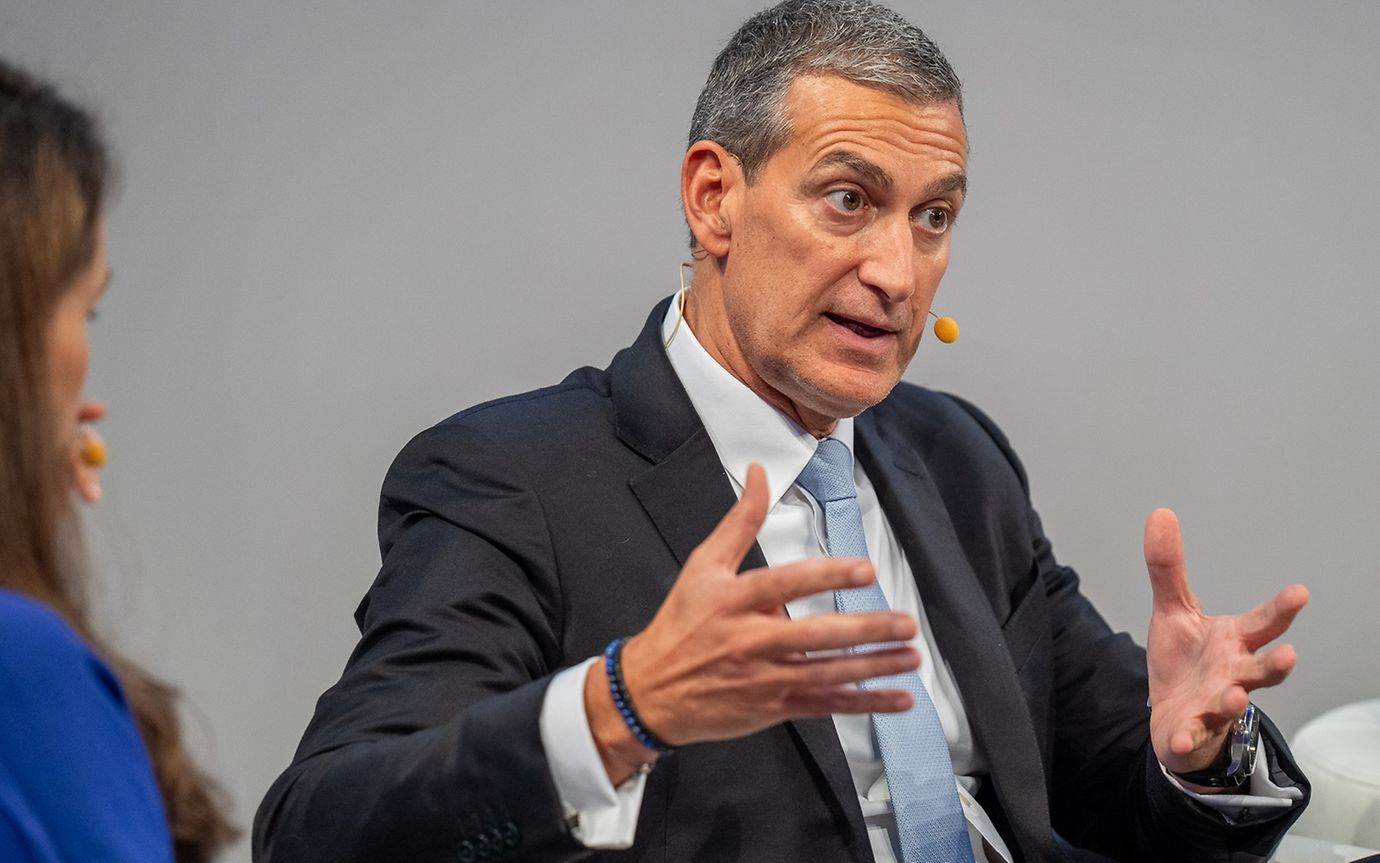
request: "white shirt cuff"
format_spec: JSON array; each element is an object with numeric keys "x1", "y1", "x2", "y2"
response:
[
  {"x1": 538, "y1": 657, "x2": 648, "y2": 848},
  {"x1": 1160, "y1": 740, "x2": 1303, "y2": 822}
]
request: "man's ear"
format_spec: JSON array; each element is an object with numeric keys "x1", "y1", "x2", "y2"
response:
[{"x1": 681, "y1": 140, "x2": 741, "y2": 258}]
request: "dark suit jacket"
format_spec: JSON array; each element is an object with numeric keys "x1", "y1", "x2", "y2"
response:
[{"x1": 254, "y1": 299, "x2": 1307, "y2": 863}]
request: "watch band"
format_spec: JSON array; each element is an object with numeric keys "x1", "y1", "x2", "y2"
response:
[{"x1": 1171, "y1": 703, "x2": 1260, "y2": 788}]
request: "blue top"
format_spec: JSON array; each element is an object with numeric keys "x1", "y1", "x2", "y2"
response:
[{"x1": 0, "y1": 589, "x2": 173, "y2": 862}]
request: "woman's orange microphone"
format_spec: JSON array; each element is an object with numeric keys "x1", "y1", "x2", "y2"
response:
[{"x1": 79, "y1": 425, "x2": 106, "y2": 467}]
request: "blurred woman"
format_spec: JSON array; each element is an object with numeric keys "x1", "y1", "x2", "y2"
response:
[{"x1": 0, "y1": 57, "x2": 236, "y2": 860}]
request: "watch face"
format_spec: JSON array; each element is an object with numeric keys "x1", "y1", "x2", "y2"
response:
[{"x1": 1226, "y1": 704, "x2": 1260, "y2": 782}]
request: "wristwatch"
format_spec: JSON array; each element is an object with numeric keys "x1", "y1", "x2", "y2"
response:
[{"x1": 1171, "y1": 703, "x2": 1260, "y2": 788}]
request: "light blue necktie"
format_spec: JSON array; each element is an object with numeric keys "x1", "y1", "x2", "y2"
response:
[{"x1": 796, "y1": 437, "x2": 975, "y2": 863}]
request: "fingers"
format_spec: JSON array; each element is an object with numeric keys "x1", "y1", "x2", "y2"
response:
[
  {"x1": 696, "y1": 463, "x2": 770, "y2": 568},
  {"x1": 1237, "y1": 584, "x2": 1309, "y2": 651},
  {"x1": 735, "y1": 556, "x2": 874, "y2": 611},
  {"x1": 1169, "y1": 724, "x2": 1199, "y2": 757},
  {"x1": 1217, "y1": 684, "x2": 1250, "y2": 717},
  {"x1": 1157, "y1": 641, "x2": 1296, "y2": 766},
  {"x1": 1165, "y1": 688, "x2": 1244, "y2": 761},
  {"x1": 781, "y1": 685, "x2": 913, "y2": 717},
  {"x1": 777, "y1": 646, "x2": 920, "y2": 687},
  {"x1": 1144, "y1": 508, "x2": 1197, "y2": 613},
  {"x1": 762, "y1": 609, "x2": 916, "y2": 654},
  {"x1": 1233, "y1": 643, "x2": 1298, "y2": 690}
]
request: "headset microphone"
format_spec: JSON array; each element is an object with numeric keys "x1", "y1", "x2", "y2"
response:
[{"x1": 929, "y1": 311, "x2": 960, "y2": 344}]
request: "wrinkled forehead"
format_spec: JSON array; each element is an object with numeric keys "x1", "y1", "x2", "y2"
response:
[{"x1": 777, "y1": 75, "x2": 968, "y2": 179}]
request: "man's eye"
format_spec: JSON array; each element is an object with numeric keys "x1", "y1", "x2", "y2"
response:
[
  {"x1": 917, "y1": 207, "x2": 950, "y2": 234},
  {"x1": 825, "y1": 189, "x2": 865, "y2": 213}
]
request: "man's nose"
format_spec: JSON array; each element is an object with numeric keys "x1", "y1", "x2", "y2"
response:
[{"x1": 855, "y1": 216, "x2": 916, "y2": 302}]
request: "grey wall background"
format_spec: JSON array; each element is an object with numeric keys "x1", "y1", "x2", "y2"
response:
[{"x1": 3, "y1": 2, "x2": 1377, "y2": 858}]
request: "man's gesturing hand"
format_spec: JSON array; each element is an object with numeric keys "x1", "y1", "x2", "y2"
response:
[
  {"x1": 1144, "y1": 508, "x2": 1308, "y2": 780},
  {"x1": 585, "y1": 464, "x2": 919, "y2": 781}
]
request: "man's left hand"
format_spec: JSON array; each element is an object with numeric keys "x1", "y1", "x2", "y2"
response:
[{"x1": 1144, "y1": 508, "x2": 1309, "y2": 780}]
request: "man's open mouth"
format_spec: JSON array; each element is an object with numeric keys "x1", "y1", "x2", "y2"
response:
[{"x1": 825, "y1": 313, "x2": 892, "y2": 339}]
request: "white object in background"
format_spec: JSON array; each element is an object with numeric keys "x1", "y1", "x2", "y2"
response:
[
  {"x1": 1290, "y1": 699, "x2": 1380, "y2": 851},
  {"x1": 1272, "y1": 833, "x2": 1378, "y2": 863}
]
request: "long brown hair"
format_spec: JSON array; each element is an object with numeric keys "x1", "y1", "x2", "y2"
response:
[{"x1": 0, "y1": 57, "x2": 238, "y2": 861}]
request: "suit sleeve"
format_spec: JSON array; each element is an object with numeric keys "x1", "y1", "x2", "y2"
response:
[
  {"x1": 252, "y1": 422, "x2": 594, "y2": 862},
  {"x1": 947, "y1": 394, "x2": 1309, "y2": 863}
]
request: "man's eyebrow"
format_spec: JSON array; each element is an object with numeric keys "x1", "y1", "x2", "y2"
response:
[
  {"x1": 813, "y1": 151, "x2": 967, "y2": 201},
  {"x1": 926, "y1": 173, "x2": 967, "y2": 199},
  {"x1": 813, "y1": 150, "x2": 893, "y2": 192}
]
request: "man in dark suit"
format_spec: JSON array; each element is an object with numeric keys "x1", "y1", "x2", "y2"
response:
[{"x1": 255, "y1": 2, "x2": 1311, "y2": 861}]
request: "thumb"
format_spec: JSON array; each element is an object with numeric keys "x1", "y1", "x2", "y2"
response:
[
  {"x1": 1144, "y1": 508, "x2": 1193, "y2": 612},
  {"x1": 697, "y1": 463, "x2": 769, "y2": 568}
]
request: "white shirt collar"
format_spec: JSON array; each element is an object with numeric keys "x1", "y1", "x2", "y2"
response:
[{"x1": 660, "y1": 291, "x2": 855, "y2": 508}]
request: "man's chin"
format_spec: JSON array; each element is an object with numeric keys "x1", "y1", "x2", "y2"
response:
[
  {"x1": 756, "y1": 357, "x2": 901, "y2": 429},
  {"x1": 788, "y1": 376, "x2": 899, "y2": 425}
]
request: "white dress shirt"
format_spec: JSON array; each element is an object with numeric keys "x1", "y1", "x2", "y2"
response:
[{"x1": 535, "y1": 294, "x2": 1296, "y2": 860}]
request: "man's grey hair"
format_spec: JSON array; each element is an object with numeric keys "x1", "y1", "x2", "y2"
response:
[{"x1": 689, "y1": 0, "x2": 963, "y2": 183}]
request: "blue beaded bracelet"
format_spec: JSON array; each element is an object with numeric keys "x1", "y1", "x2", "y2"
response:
[{"x1": 603, "y1": 637, "x2": 673, "y2": 754}]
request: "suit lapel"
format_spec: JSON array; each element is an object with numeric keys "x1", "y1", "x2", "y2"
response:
[
  {"x1": 610, "y1": 299, "x2": 759, "y2": 572},
  {"x1": 627, "y1": 425, "x2": 754, "y2": 571},
  {"x1": 609, "y1": 301, "x2": 870, "y2": 860},
  {"x1": 855, "y1": 409, "x2": 1051, "y2": 860}
]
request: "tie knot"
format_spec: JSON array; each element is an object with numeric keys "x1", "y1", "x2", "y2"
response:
[{"x1": 796, "y1": 438, "x2": 857, "y2": 504}]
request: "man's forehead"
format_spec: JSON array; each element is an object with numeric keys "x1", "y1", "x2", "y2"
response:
[
  {"x1": 776, "y1": 81, "x2": 968, "y2": 197},
  {"x1": 780, "y1": 75, "x2": 967, "y2": 156}
]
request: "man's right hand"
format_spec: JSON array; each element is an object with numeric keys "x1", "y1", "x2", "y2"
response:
[{"x1": 584, "y1": 463, "x2": 920, "y2": 783}]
